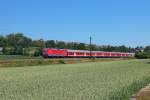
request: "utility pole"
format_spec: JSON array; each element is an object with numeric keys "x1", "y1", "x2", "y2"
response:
[{"x1": 90, "y1": 36, "x2": 92, "y2": 59}]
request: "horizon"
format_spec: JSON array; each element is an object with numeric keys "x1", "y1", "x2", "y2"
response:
[{"x1": 0, "y1": 0, "x2": 150, "y2": 47}]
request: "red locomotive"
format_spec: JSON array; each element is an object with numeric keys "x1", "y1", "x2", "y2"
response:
[{"x1": 42, "y1": 48, "x2": 135, "y2": 58}]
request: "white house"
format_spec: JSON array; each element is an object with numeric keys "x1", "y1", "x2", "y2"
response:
[{"x1": 0, "y1": 47, "x2": 3, "y2": 54}]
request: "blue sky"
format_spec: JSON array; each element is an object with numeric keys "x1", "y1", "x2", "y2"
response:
[{"x1": 0, "y1": 0, "x2": 150, "y2": 47}]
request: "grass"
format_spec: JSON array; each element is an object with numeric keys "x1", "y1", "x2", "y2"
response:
[
  {"x1": 0, "y1": 55, "x2": 42, "y2": 60},
  {"x1": 0, "y1": 59, "x2": 150, "y2": 100}
]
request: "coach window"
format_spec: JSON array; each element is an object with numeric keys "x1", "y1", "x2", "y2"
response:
[
  {"x1": 98, "y1": 53, "x2": 102, "y2": 55},
  {"x1": 86, "y1": 53, "x2": 90, "y2": 55},
  {"x1": 68, "y1": 52, "x2": 74, "y2": 55},
  {"x1": 76, "y1": 52, "x2": 79, "y2": 55}
]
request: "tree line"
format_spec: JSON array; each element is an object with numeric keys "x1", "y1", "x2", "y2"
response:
[
  {"x1": 135, "y1": 46, "x2": 150, "y2": 58},
  {"x1": 0, "y1": 33, "x2": 149, "y2": 58}
]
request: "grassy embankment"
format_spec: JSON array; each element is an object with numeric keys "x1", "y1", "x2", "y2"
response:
[
  {"x1": 0, "y1": 59, "x2": 150, "y2": 100},
  {"x1": 0, "y1": 55, "x2": 134, "y2": 67}
]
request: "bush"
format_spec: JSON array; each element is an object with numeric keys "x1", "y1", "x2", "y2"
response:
[
  {"x1": 58, "y1": 60, "x2": 65, "y2": 64},
  {"x1": 3, "y1": 47, "x2": 15, "y2": 55},
  {"x1": 135, "y1": 52, "x2": 150, "y2": 59}
]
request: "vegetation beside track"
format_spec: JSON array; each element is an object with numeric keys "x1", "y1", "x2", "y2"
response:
[
  {"x1": 0, "y1": 59, "x2": 150, "y2": 100},
  {"x1": 0, "y1": 55, "x2": 42, "y2": 60},
  {"x1": 0, "y1": 55, "x2": 134, "y2": 67}
]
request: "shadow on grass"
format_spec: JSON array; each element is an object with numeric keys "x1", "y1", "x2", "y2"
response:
[{"x1": 147, "y1": 62, "x2": 150, "y2": 64}]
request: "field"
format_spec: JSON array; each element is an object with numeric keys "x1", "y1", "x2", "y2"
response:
[{"x1": 0, "y1": 59, "x2": 150, "y2": 100}]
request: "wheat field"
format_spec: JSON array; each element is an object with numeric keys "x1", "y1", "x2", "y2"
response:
[{"x1": 0, "y1": 59, "x2": 150, "y2": 100}]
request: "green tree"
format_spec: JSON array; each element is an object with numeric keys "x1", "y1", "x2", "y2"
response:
[
  {"x1": 32, "y1": 39, "x2": 45, "y2": 48},
  {"x1": 66, "y1": 42, "x2": 74, "y2": 49},
  {"x1": 45, "y1": 40, "x2": 55, "y2": 48},
  {"x1": 77, "y1": 43, "x2": 86, "y2": 50},
  {"x1": 144, "y1": 46, "x2": 150, "y2": 52},
  {"x1": 56, "y1": 41, "x2": 66, "y2": 49},
  {"x1": 135, "y1": 46, "x2": 150, "y2": 58},
  {"x1": 0, "y1": 36, "x2": 6, "y2": 47},
  {"x1": 5, "y1": 33, "x2": 32, "y2": 54}
]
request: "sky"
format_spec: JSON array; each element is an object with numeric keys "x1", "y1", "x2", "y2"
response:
[{"x1": 0, "y1": 0, "x2": 150, "y2": 47}]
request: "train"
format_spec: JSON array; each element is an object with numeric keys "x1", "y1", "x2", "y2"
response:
[{"x1": 42, "y1": 48, "x2": 135, "y2": 58}]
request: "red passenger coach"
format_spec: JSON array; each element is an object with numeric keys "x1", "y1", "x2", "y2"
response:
[{"x1": 42, "y1": 48, "x2": 135, "y2": 58}]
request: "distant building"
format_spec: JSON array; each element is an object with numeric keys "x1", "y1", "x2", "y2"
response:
[{"x1": 0, "y1": 47, "x2": 3, "y2": 54}]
